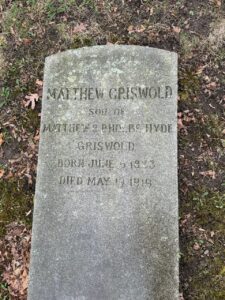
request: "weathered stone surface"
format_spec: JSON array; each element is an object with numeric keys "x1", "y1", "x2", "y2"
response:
[{"x1": 28, "y1": 46, "x2": 178, "y2": 300}]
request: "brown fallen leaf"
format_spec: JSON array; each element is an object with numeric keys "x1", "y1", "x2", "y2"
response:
[
  {"x1": 214, "y1": 0, "x2": 221, "y2": 7},
  {"x1": 24, "y1": 93, "x2": 39, "y2": 110},
  {"x1": 14, "y1": 268, "x2": 21, "y2": 276},
  {"x1": 22, "y1": 38, "x2": 32, "y2": 45},
  {"x1": 0, "y1": 169, "x2": 4, "y2": 178},
  {"x1": 204, "y1": 250, "x2": 209, "y2": 256},
  {"x1": 200, "y1": 170, "x2": 216, "y2": 179},
  {"x1": 128, "y1": 24, "x2": 146, "y2": 33},
  {"x1": 178, "y1": 118, "x2": 185, "y2": 130},
  {"x1": 206, "y1": 82, "x2": 217, "y2": 90},
  {"x1": 210, "y1": 231, "x2": 215, "y2": 237},
  {"x1": 0, "y1": 133, "x2": 4, "y2": 146},
  {"x1": 127, "y1": 25, "x2": 134, "y2": 33},
  {"x1": 10, "y1": 27, "x2": 16, "y2": 36},
  {"x1": 1, "y1": 223, "x2": 31, "y2": 298},
  {"x1": 35, "y1": 79, "x2": 43, "y2": 87},
  {"x1": 135, "y1": 25, "x2": 146, "y2": 33},
  {"x1": 172, "y1": 26, "x2": 181, "y2": 34},
  {"x1": 196, "y1": 65, "x2": 206, "y2": 75},
  {"x1": 21, "y1": 269, "x2": 28, "y2": 293},
  {"x1": 209, "y1": 0, "x2": 221, "y2": 6},
  {"x1": 193, "y1": 242, "x2": 200, "y2": 250},
  {"x1": 72, "y1": 23, "x2": 87, "y2": 33}
]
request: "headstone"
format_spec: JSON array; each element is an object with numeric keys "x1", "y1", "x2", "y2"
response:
[{"x1": 28, "y1": 46, "x2": 178, "y2": 300}]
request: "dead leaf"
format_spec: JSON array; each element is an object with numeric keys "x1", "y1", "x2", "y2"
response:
[
  {"x1": 10, "y1": 27, "x2": 16, "y2": 36},
  {"x1": 128, "y1": 25, "x2": 134, "y2": 33},
  {"x1": 204, "y1": 250, "x2": 209, "y2": 256},
  {"x1": 172, "y1": 26, "x2": 181, "y2": 34},
  {"x1": 26, "y1": 210, "x2": 32, "y2": 217},
  {"x1": 214, "y1": 0, "x2": 221, "y2": 7},
  {"x1": 209, "y1": 0, "x2": 221, "y2": 6},
  {"x1": 33, "y1": 133, "x2": 40, "y2": 141},
  {"x1": 21, "y1": 269, "x2": 28, "y2": 292},
  {"x1": 72, "y1": 23, "x2": 87, "y2": 33},
  {"x1": 178, "y1": 118, "x2": 185, "y2": 130},
  {"x1": 128, "y1": 24, "x2": 145, "y2": 33},
  {"x1": 193, "y1": 243, "x2": 200, "y2": 250},
  {"x1": 204, "y1": 75, "x2": 210, "y2": 82},
  {"x1": 209, "y1": 103, "x2": 216, "y2": 109},
  {"x1": 1, "y1": 223, "x2": 31, "y2": 298},
  {"x1": 35, "y1": 79, "x2": 43, "y2": 87},
  {"x1": 0, "y1": 169, "x2": 4, "y2": 178},
  {"x1": 206, "y1": 82, "x2": 217, "y2": 90},
  {"x1": 24, "y1": 93, "x2": 39, "y2": 110},
  {"x1": 14, "y1": 268, "x2": 21, "y2": 276},
  {"x1": 135, "y1": 25, "x2": 146, "y2": 33},
  {"x1": 0, "y1": 133, "x2": 4, "y2": 146},
  {"x1": 177, "y1": 118, "x2": 186, "y2": 130},
  {"x1": 196, "y1": 65, "x2": 206, "y2": 75},
  {"x1": 22, "y1": 38, "x2": 32, "y2": 45},
  {"x1": 200, "y1": 170, "x2": 216, "y2": 179},
  {"x1": 210, "y1": 231, "x2": 215, "y2": 237}
]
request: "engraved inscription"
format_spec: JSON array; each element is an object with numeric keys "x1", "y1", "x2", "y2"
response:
[
  {"x1": 46, "y1": 85, "x2": 173, "y2": 101},
  {"x1": 42, "y1": 85, "x2": 174, "y2": 190}
]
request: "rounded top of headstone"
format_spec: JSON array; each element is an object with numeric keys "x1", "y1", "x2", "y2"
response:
[{"x1": 45, "y1": 45, "x2": 177, "y2": 64}]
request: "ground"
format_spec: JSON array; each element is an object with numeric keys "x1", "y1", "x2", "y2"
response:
[{"x1": 0, "y1": 0, "x2": 224, "y2": 299}]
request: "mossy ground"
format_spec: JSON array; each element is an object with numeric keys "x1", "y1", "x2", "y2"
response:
[
  {"x1": 0, "y1": 0, "x2": 224, "y2": 298},
  {"x1": 0, "y1": 179, "x2": 33, "y2": 236},
  {"x1": 180, "y1": 189, "x2": 225, "y2": 299}
]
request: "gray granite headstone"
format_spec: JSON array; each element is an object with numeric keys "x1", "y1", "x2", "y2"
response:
[{"x1": 28, "y1": 46, "x2": 178, "y2": 300}]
